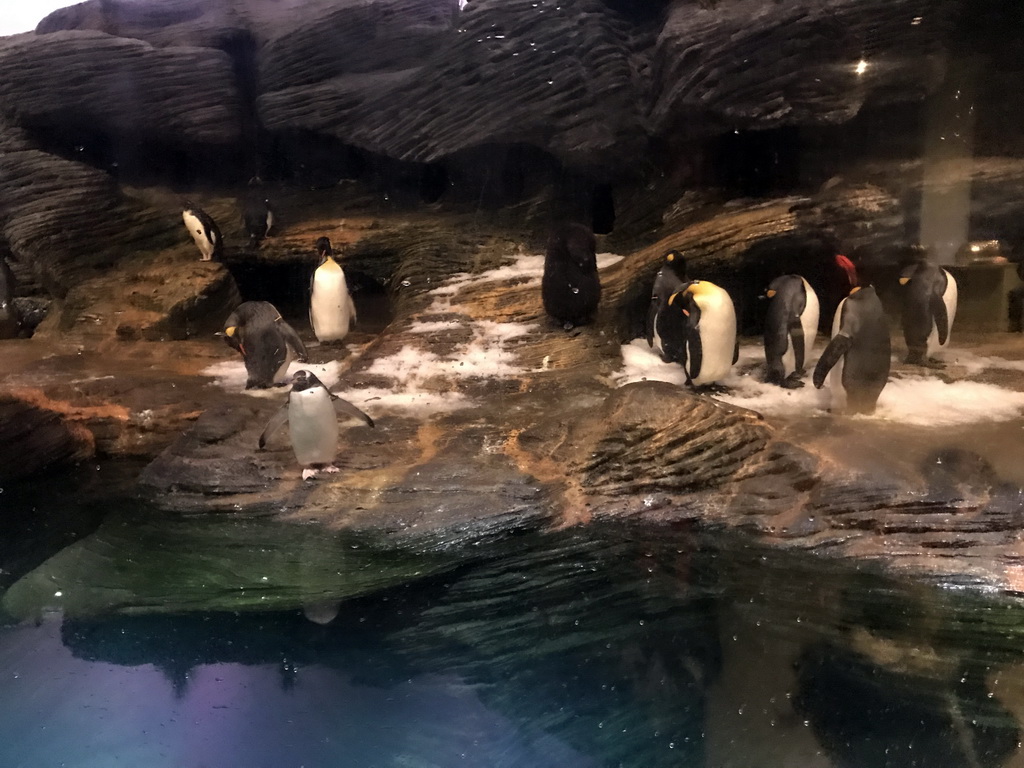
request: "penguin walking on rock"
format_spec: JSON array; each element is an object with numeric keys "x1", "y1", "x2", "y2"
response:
[
  {"x1": 242, "y1": 177, "x2": 274, "y2": 248},
  {"x1": 182, "y1": 201, "x2": 224, "y2": 262},
  {"x1": 220, "y1": 301, "x2": 307, "y2": 389},
  {"x1": 899, "y1": 256, "x2": 957, "y2": 366},
  {"x1": 657, "y1": 279, "x2": 738, "y2": 388},
  {"x1": 763, "y1": 274, "x2": 819, "y2": 388},
  {"x1": 646, "y1": 249, "x2": 689, "y2": 358},
  {"x1": 542, "y1": 222, "x2": 601, "y2": 330},
  {"x1": 813, "y1": 285, "x2": 891, "y2": 414},
  {"x1": 310, "y1": 237, "x2": 357, "y2": 344},
  {"x1": 258, "y1": 369, "x2": 375, "y2": 480}
]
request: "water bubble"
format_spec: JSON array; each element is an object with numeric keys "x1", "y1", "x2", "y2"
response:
[{"x1": 571, "y1": 286, "x2": 579, "y2": 294}]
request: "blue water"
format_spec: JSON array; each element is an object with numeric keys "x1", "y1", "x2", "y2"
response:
[{"x1": 1, "y1": 466, "x2": 1022, "y2": 768}]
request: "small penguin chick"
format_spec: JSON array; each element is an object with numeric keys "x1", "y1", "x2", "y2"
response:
[{"x1": 257, "y1": 369, "x2": 375, "y2": 480}]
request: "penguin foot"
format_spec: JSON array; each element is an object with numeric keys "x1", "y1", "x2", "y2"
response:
[
  {"x1": 781, "y1": 376, "x2": 805, "y2": 389},
  {"x1": 694, "y1": 382, "x2": 730, "y2": 394},
  {"x1": 301, "y1": 468, "x2": 319, "y2": 480},
  {"x1": 322, "y1": 465, "x2": 341, "y2": 474}
]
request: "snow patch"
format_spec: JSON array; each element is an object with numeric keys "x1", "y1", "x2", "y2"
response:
[{"x1": 201, "y1": 360, "x2": 343, "y2": 397}]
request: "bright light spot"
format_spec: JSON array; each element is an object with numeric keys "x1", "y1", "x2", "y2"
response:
[
  {"x1": 54, "y1": 591, "x2": 62, "y2": 597},
  {"x1": 855, "y1": 59, "x2": 868, "y2": 76}
]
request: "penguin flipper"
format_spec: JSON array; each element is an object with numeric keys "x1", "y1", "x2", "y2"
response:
[
  {"x1": 279, "y1": 319, "x2": 308, "y2": 362},
  {"x1": 258, "y1": 404, "x2": 290, "y2": 450},
  {"x1": 733, "y1": 337, "x2": 740, "y2": 366},
  {"x1": 789, "y1": 319, "x2": 805, "y2": 372},
  {"x1": 812, "y1": 334, "x2": 852, "y2": 389},
  {"x1": 347, "y1": 293, "x2": 358, "y2": 330},
  {"x1": 688, "y1": 332, "x2": 703, "y2": 383},
  {"x1": 330, "y1": 395, "x2": 375, "y2": 428},
  {"x1": 645, "y1": 300, "x2": 657, "y2": 347},
  {"x1": 931, "y1": 292, "x2": 949, "y2": 345}
]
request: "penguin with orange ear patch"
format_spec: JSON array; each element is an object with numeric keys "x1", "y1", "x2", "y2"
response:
[
  {"x1": 813, "y1": 285, "x2": 890, "y2": 414},
  {"x1": 657, "y1": 280, "x2": 737, "y2": 388}
]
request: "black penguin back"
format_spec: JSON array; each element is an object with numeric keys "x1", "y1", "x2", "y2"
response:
[
  {"x1": 763, "y1": 274, "x2": 806, "y2": 383},
  {"x1": 542, "y1": 222, "x2": 601, "y2": 328}
]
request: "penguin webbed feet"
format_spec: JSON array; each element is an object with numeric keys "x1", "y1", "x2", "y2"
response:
[
  {"x1": 781, "y1": 373, "x2": 806, "y2": 389},
  {"x1": 691, "y1": 381, "x2": 730, "y2": 394},
  {"x1": 302, "y1": 464, "x2": 340, "y2": 481}
]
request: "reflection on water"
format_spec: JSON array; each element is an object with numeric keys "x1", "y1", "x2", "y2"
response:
[{"x1": 3, "y1": 506, "x2": 1024, "y2": 768}]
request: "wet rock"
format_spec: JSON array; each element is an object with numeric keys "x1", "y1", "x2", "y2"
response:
[{"x1": 0, "y1": 390, "x2": 96, "y2": 482}]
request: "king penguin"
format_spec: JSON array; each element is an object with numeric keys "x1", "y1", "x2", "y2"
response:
[
  {"x1": 813, "y1": 285, "x2": 891, "y2": 414},
  {"x1": 541, "y1": 222, "x2": 601, "y2": 330},
  {"x1": 657, "y1": 279, "x2": 738, "y2": 388},
  {"x1": 182, "y1": 201, "x2": 224, "y2": 262},
  {"x1": 646, "y1": 249, "x2": 689, "y2": 358},
  {"x1": 310, "y1": 237, "x2": 357, "y2": 344},
  {"x1": 763, "y1": 274, "x2": 819, "y2": 388},
  {"x1": 258, "y1": 369, "x2": 375, "y2": 480},
  {"x1": 220, "y1": 301, "x2": 307, "y2": 389},
  {"x1": 242, "y1": 177, "x2": 274, "y2": 248},
  {"x1": 899, "y1": 255, "x2": 957, "y2": 366}
]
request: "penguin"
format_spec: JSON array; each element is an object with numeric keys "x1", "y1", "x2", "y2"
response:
[
  {"x1": 657, "y1": 279, "x2": 738, "y2": 388},
  {"x1": 0, "y1": 257, "x2": 21, "y2": 339},
  {"x1": 309, "y1": 237, "x2": 358, "y2": 343},
  {"x1": 242, "y1": 177, "x2": 274, "y2": 248},
  {"x1": 258, "y1": 369, "x2": 375, "y2": 480},
  {"x1": 822, "y1": 252, "x2": 859, "y2": 332},
  {"x1": 899, "y1": 256, "x2": 957, "y2": 366},
  {"x1": 541, "y1": 222, "x2": 601, "y2": 330},
  {"x1": 645, "y1": 249, "x2": 689, "y2": 357},
  {"x1": 182, "y1": 201, "x2": 224, "y2": 262},
  {"x1": 220, "y1": 301, "x2": 308, "y2": 390},
  {"x1": 812, "y1": 285, "x2": 891, "y2": 415},
  {"x1": 763, "y1": 274, "x2": 819, "y2": 388}
]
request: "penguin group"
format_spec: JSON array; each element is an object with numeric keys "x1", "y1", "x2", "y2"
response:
[{"x1": 636, "y1": 247, "x2": 960, "y2": 416}]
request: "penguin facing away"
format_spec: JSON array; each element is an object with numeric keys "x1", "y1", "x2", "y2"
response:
[
  {"x1": 763, "y1": 274, "x2": 819, "y2": 388},
  {"x1": 646, "y1": 249, "x2": 689, "y2": 357},
  {"x1": 242, "y1": 177, "x2": 274, "y2": 248},
  {"x1": 658, "y1": 279, "x2": 738, "y2": 388},
  {"x1": 258, "y1": 369, "x2": 375, "y2": 480},
  {"x1": 541, "y1": 222, "x2": 601, "y2": 330},
  {"x1": 310, "y1": 237, "x2": 357, "y2": 343},
  {"x1": 813, "y1": 285, "x2": 891, "y2": 415},
  {"x1": 220, "y1": 301, "x2": 308, "y2": 390},
  {"x1": 182, "y1": 201, "x2": 224, "y2": 262},
  {"x1": 899, "y1": 258, "x2": 957, "y2": 366}
]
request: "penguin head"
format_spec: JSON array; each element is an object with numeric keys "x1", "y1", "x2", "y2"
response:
[
  {"x1": 663, "y1": 250, "x2": 688, "y2": 280},
  {"x1": 289, "y1": 369, "x2": 327, "y2": 392},
  {"x1": 315, "y1": 237, "x2": 334, "y2": 260}
]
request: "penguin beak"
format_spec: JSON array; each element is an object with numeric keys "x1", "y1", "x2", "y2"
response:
[
  {"x1": 766, "y1": 289, "x2": 776, "y2": 299},
  {"x1": 899, "y1": 277, "x2": 910, "y2": 285}
]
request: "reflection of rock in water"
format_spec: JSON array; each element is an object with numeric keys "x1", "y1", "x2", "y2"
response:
[
  {"x1": 921, "y1": 448, "x2": 1024, "y2": 529},
  {"x1": 794, "y1": 642, "x2": 1019, "y2": 768}
]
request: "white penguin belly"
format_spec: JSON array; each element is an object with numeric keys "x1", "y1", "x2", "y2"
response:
[
  {"x1": 828, "y1": 299, "x2": 848, "y2": 411},
  {"x1": 926, "y1": 270, "x2": 958, "y2": 359},
  {"x1": 690, "y1": 285, "x2": 736, "y2": 386},
  {"x1": 311, "y1": 262, "x2": 355, "y2": 342},
  {"x1": 182, "y1": 211, "x2": 214, "y2": 260},
  {"x1": 799, "y1": 278, "x2": 820, "y2": 369},
  {"x1": 289, "y1": 388, "x2": 339, "y2": 466}
]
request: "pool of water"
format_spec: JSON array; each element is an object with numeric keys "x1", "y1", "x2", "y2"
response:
[{"x1": 2, "y1": 466, "x2": 1024, "y2": 768}]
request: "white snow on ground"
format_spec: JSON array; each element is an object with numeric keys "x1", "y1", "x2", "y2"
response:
[
  {"x1": 201, "y1": 360, "x2": 343, "y2": 398},
  {"x1": 614, "y1": 338, "x2": 1024, "y2": 426}
]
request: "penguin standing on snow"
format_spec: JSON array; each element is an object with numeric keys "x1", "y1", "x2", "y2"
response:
[
  {"x1": 258, "y1": 369, "x2": 375, "y2": 480},
  {"x1": 646, "y1": 249, "x2": 689, "y2": 358},
  {"x1": 220, "y1": 301, "x2": 307, "y2": 389},
  {"x1": 813, "y1": 285, "x2": 890, "y2": 414},
  {"x1": 542, "y1": 222, "x2": 601, "y2": 330},
  {"x1": 899, "y1": 255, "x2": 957, "y2": 366},
  {"x1": 763, "y1": 274, "x2": 819, "y2": 388},
  {"x1": 182, "y1": 201, "x2": 224, "y2": 262},
  {"x1": 310, "y1": 237, "x2": 358, "y2": 343},
  {"x1": 242, "y1": 177, "x2": 274, "y2": 248},
  {"x1": 657, "y1": 279, "x2": 738, "y2": 388}
]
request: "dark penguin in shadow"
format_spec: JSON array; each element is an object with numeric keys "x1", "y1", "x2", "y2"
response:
[
  {"x1": 219, "y1": 301, "x2": 307, "y2": 390},
  {"x1": 242, "y1": 177, "x2": 274, "y2": 248},
  {"x1": 542, "y1": 222, "x2": 601, "y2": 330},
  {"x1": 813, "y1": 285, "x2": 891, "y2": 414},
  {"x1": 657, "y1": 280, "x2": 738, "y2": 389},
  {"x1": 182, "y1": 200, "x2": 224, "y2": 262},
  {"x1": 899, "y1": 255, "x2": 957, "y2": 366},
  {"x1": 0, "y1": 257, "x2": 21, "y2": 339},
  {"x1": 763, "y1": 274, "x2": 819, "y2": 388},
  {"x1": 646, "y1": 249, "x2": 689, "y2": 358}
]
